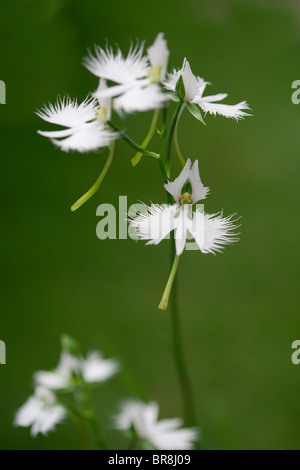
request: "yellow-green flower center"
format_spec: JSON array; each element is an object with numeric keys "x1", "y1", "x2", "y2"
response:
[
  {"x1": 96, "y1": 106, "x2": 107, "y2": 122},
  {"x1": 149, "y1": 66, "x2": 162, "y2": 83},
  {"x1": 179, "y1": 192, "x2": 193, "y2": 205}
]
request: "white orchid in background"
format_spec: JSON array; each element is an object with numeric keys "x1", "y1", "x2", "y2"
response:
[
  {"x1": 37, "y1": 81, "x2": 117, "y2": 152},
  {"x1": 130, "y1": 158, "x2": 239, "y2": 257},
  {"x1": 165, "y1": 58, "x2": 250, "y2": 120},
  {"x1": 14, "y1": 387, "x2": 66, "y2": 437},
  {"x1": 35, "y1": 350, "x2": 119, "y2": 390},
  {"x1": 84, "y1": 33, "x2": 169, "y2": 113},
  {"x1": 115, "y1": 400, "x2": 199, "y2": 450}
]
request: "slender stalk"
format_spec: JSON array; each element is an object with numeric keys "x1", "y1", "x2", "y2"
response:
[
  {"x1": 169, "y1": 240, "x2": 197, "y2": 427},
  {"x1": 159, "y1": 253, "x2": 179, "y2": 310},
  {"x1": 73, "y1": 389, "x2": 93, "y2": 450},
  {"x1": 131, "y1": 109, "x2": 160, "y2": 166},
  {"x1": 174, "y1": 104, "x2": 186, "y2": 168},
  {"x1": 165, "y1": 100, "x2": 184, "y2": 177},
  {"x1": 127, "y1": 436, "x2": 139, "y2": 450},
  {"x1": 84, "y1": 385, "x2": 108, "y2": 450},
  {"x1": 72, "y1": 414, "x2": 92, "y2": 450},
  {"x1": 71, "y1": 142, "x2": 115, "y2": 212},
  {"x1": 161, "y1": 102, "x2": 197, "y2": 428},
  {"x1": 108, "y1": 121, "x2": 159, "y2": 159}
]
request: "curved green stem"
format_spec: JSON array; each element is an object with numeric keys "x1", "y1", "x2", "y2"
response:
[
  {"x1": 174, "y1": 104, "x2": 186, "y2": 168},
  {"x1": 71, "y1": 143, "x2": 115, "y2": 212},
  {"x1": 131, "y1": 109, "x2": 160, "y2": 166},
  {"x1": 165, "y1": 100, "x2": 184, "y2": 178},
  {"x1": 108, "y1": 121, "x2": 159, "y2": 159}
]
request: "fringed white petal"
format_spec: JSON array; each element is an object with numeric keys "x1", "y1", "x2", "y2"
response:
[
  {"x1": 129, "y1": 204, "x2": 177, "y2": 245},
  {"x1": 113, "y1": 84, "x2": 168, "y2": 113},
  {"x1": 147, "y1": 33, "x2": 169, "y2": 80},
  {"x1": 14, "y1": 387, "x2": 66, "y2": 437},
  {"x1": 190, "y1": 211, "x2": 239, "y2": 254},
  {"x1": 83, "y1": 43, "x2": 150, "y2": 83},
  {"x1": 153, "y1": 422, "x2": 199, "y2": 450},
  {"x1": 198, "y1": 100, "x2": 250, "y2": 120},
  {"x1": 82, "y1": 352, "x2": 119, "y2": 383},
  {"x1": 31, "y1": 404, "x2": 66, "y2": 437},
  {"x1": 115, "y1": 400, "x2": 198, "y2": 450},
  {"x1": 36, "y1": 96, "x2": 97, "y2": 127},
  {"x1": 51, "y1": 122, "x2": 117, "y2": 152}
]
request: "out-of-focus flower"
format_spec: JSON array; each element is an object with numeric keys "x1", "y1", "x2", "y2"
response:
[
  {"x1": 14, "y1": 387, "x2": 66, "y2": 437},
  {"x1": 37, "y1": 82, "x2": 117, "y2": 152},
  {"x1": 35, "y1": 350, "x2": 119, "y2": 390},
  {"x1": 165, "y1": 58, "x2": 250, "y2": 120},
  {"x1": 130, "y1": 159, "x2": 239, "y2": 256},
  {"x1": 115, "y1": 400, "x2": 199, "y2": 450}
]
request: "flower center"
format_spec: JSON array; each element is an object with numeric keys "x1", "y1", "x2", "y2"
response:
[
  {"x1": 179, "y1": 192, "x2": 193, "y2": 205},
  {"x1": 96, "y1": 106, "x2": 107, "y2": 122},
  {"x1": 149, "y1": 66, "x2": 162, "y2": 83}
]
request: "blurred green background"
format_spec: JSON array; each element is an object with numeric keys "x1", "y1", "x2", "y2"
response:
[{"x1": 1, "y1": 0, "x2": 300, "y2": 450}]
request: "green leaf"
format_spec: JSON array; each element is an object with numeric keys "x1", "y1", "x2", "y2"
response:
[
  {"x1": 186, "y1": 102, "x2": 206, "y2": 125},
  {"x1": 175, "y1": 75, "x2": 185, "y2": 100}
]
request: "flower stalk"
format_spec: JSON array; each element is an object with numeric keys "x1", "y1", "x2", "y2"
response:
[
  {"x1": 159, "y1": 253, "x2": 179, "y2": 311},
  {"x1": 108, "y1": 121, "x2": 159, "y2": 160},
  {"x1": 71, "y1": 142, "x2": 115, "y2": 212},
  {"x1": 165, "y1": 100, "x2": 184, "y2": 177},
  {"x1": 131, "y1": 108, "x2": 160, "y2": 166}
]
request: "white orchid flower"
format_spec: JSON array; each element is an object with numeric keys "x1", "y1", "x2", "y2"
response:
[
  {"x1": 86, "y1": 34, "x2": 169, "y2": 114},
  {"x1": 165, "y1": 58, "x2": 250, "y2": 120},
  {"x1": 14, "y1": 387, "x2": 66, "y2": 437},
  {"x1": 115, "y1": 400, "x2": 199, "y2": 450},
  {"x1": 37, "y1": 81, "x2": 117, "y2": 152},
  {"x1": 130, "y1": 158, "x2": 238, "y2": 256},
  {"x1": 35, "y1": 351, "x2": 119, "y2": 390}
]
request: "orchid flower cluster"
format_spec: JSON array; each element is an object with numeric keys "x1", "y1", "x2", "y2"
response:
[
  {"x1": 18, "y1": 33, "x2": 250, "y2": 449},
  {"x1": 36, "y1": 32, "x2": 249, "y2": 307},
  {"x1": 15, "y1": 336, "x2": 198, "y2": 450}
]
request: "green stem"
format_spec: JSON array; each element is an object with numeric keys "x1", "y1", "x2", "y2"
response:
[
  {"x1": 73, "y1": 389, "x2": 93, "y2": 450},
  {"x1": 127, "y1": 436, "x2": 138, "y2": 450},
  {"x1": 165, "y1": 101, "x2": 184, "y2": 177},
  {"x1": 161, "y1": 102, "x2": 197, "y2": 428},
  {"x1": 71, "y1": 142, "x2": 115, "y2": 212},
  {"x1": 159, "y1": 253, "x2": 179, "y2": 310},
  {"x1": 84, "y1": 385, "x2": 108, "y2": 450},
  {"x1": 131, "y1": 109, "x2": 160, "y2": 166},
  {"x1": 72, "y1": 414, "x2": 92, "y2": 450},
  {"x1": 108, "y1": 121, "x2": 159, "y2": 159},
  {"x1": 169, "y1": 240, "x2": 197, "y2": 427},
  {"x1": 174, "y1": 104, "x2": 186, "y2": 168}
]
